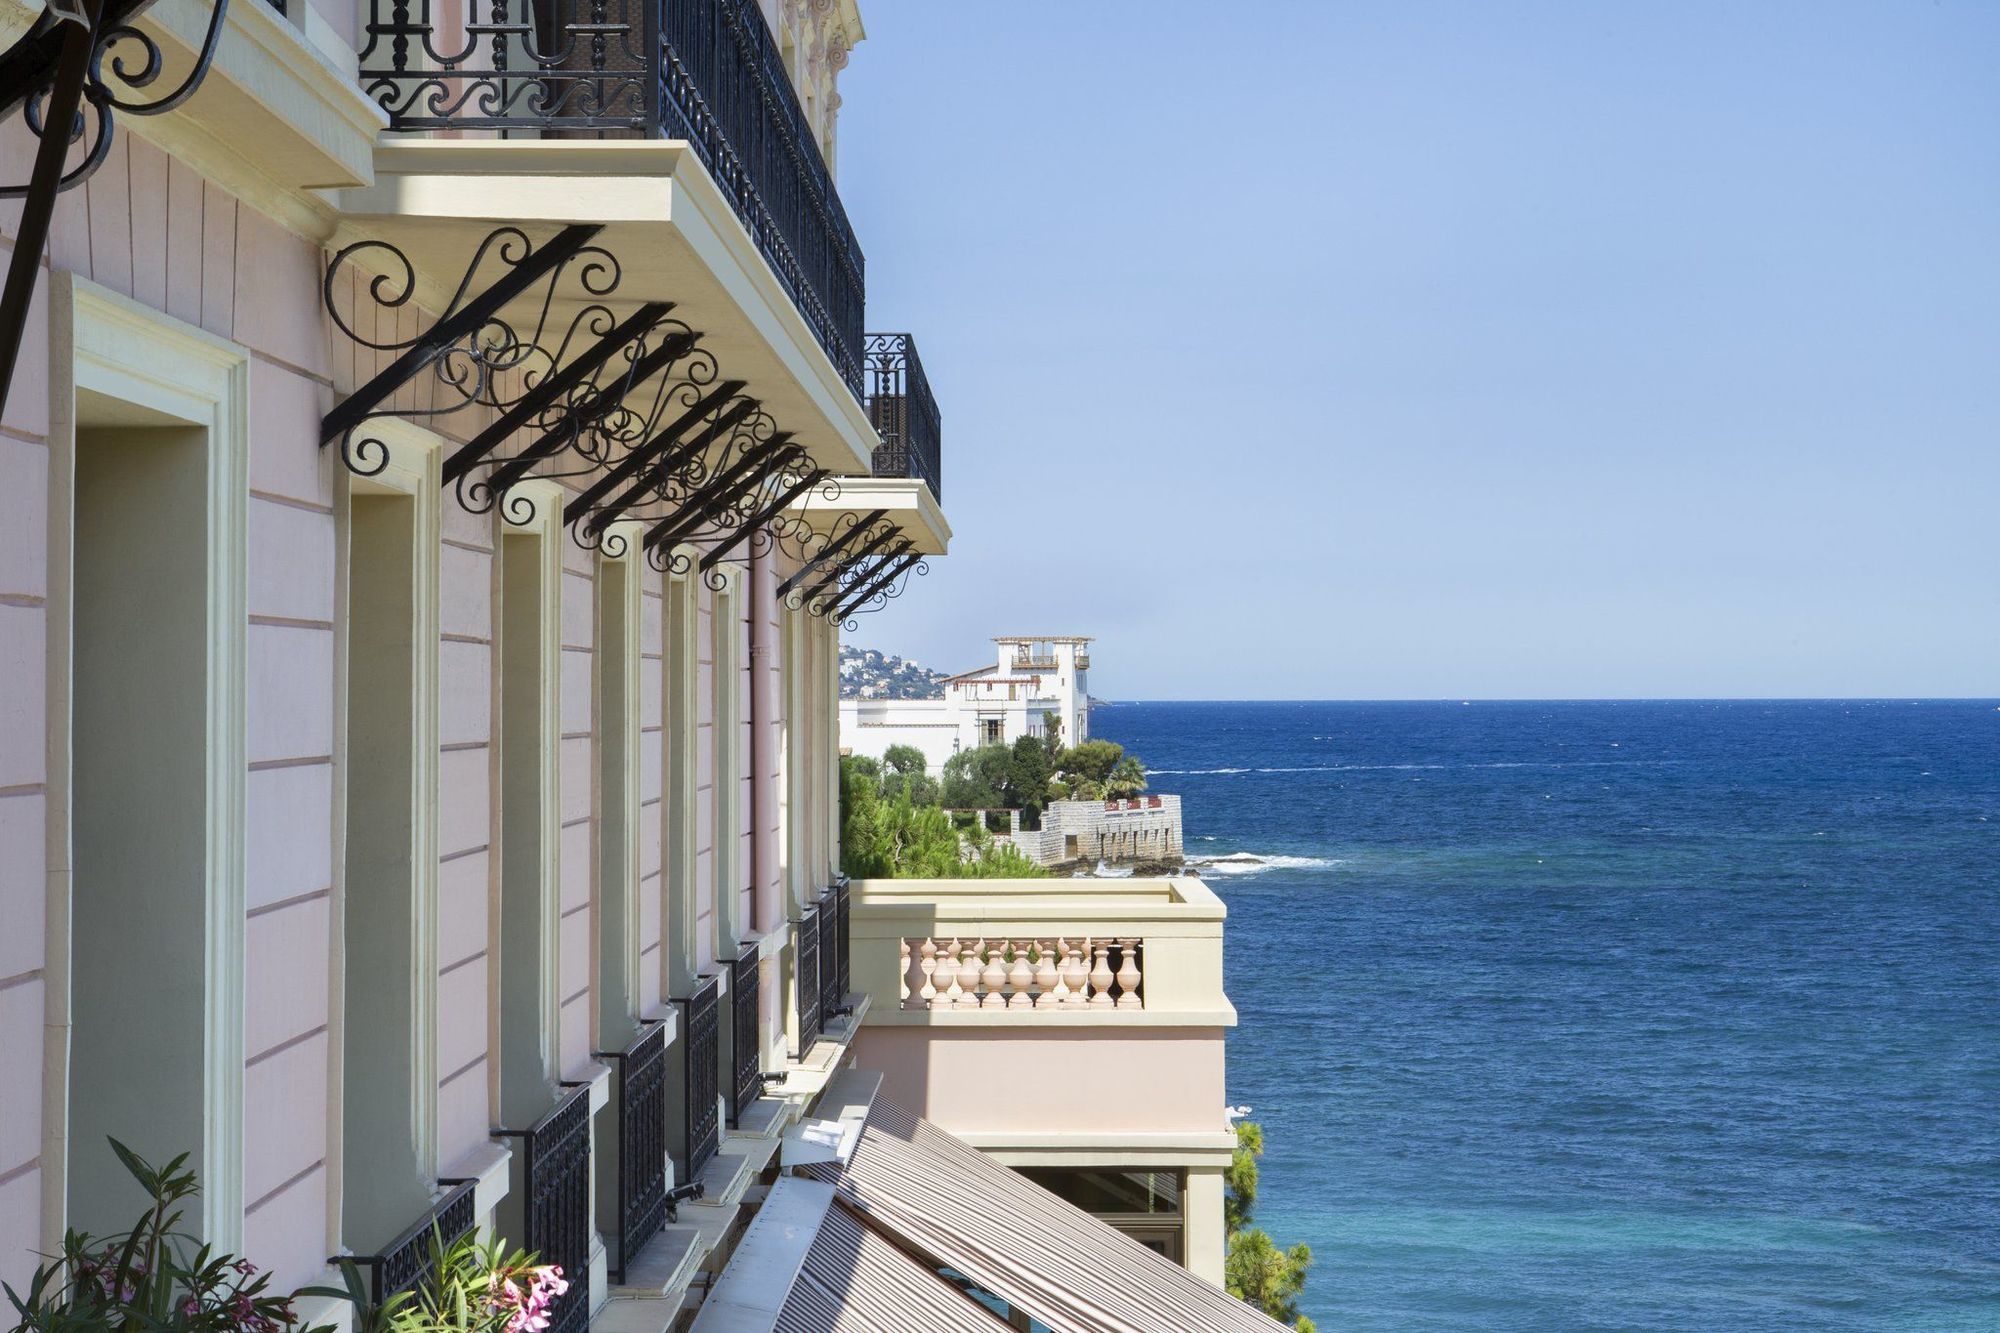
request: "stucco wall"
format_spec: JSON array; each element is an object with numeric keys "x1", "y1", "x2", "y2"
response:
[
  {"x1": 0, "y1": 126, "x2": 837, "y2": 1300},
  {"x1": 852, "y1": 1026, "x2": 1228, "y2": 1140}
]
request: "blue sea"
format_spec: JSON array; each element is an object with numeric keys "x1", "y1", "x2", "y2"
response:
[{"x1": 1089, "y1": 701, "x2": 1999, "y2": 1331}]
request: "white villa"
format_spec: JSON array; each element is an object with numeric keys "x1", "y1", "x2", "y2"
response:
[{"x1": 842, "y1": 635, "x2": 1092, "y2": 770}]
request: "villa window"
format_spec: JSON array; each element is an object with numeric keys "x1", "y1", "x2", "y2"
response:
[{"x1": 1015, "y1": 1169, "x2": 1187, "y2": 1266}]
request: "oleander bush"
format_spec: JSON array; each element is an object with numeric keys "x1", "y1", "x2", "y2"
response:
[
  {"x1": 311, "y1": 1232, "x2": 566, "y2": 1333},
  {"x1": 3, "y1": 1140, "x2": 325, "y2": 1333}
]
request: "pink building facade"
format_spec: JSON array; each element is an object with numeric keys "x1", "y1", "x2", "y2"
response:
[{"x1": 0, "y1": 0, "x2": 943, "y2": 1323}]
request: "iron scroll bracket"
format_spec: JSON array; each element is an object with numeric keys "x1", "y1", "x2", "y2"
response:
[{"x1": 774, "y1": 506, "x2": 887, "y2": 599}]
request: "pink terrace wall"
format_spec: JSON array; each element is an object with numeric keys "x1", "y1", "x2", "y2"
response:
[
  {"x1": 851, "y1": 1028, "x2": 1229, "y2": 1140},
  {"x1": 0, "y1": 125, "x2": 816, "y2": 1296}
]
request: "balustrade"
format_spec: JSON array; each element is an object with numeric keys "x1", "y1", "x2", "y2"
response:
[{"x1": 897, "y1": 937, "x2": 1144, "y2": 1012}]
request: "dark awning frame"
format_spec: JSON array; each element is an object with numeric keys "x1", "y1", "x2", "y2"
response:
[{"x1": 316, "y1": 222, "x2": 919, "y2": 618}]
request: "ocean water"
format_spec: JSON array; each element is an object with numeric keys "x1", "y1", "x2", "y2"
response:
[{"x1": 1088, "y1": 701, "x2": 2000, "y2": 1331}]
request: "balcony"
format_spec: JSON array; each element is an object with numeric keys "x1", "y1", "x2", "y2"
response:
[
  {"x1": 356, "y1": 0, "x2": 865, "y2": 396},
  {"x1": 865, "y1": 333, "x2": 943, "y2": 503},
  {"x1": 844, "y1": 878, "x2": 1236, "y2": 1209}
]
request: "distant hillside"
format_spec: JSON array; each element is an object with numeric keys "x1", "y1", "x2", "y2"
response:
[{"x1": 840, "y1": 645, "x2": 946, "y2": 700}]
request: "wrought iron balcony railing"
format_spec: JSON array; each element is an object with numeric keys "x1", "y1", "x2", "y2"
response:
[
  {"x1": 818, "y1": 888, "x2": 841, "y2": 1022},
  {"x1": 864, "y1": 333, "x2": 942, "y2": 504},
  {"x1": 597, "y1": 1021, "x2": 668, "y2": 1285},
  {"x1": 347, "y1": 1180, "x2": 477, "y2": 1304},
  {"x1": 678, "y1": 974, "x2": 721, "y2": 1183},
  {"x1": 356, "y1": 0, "x2": 865, "y2": 397},
  {"x1": 795, "y1": 902, "x2": 821, "y2": 1054},
  {"x1": 727, "y1": 950, "x2": 760, "y2": 1125},
  {"x1": 492, "y1": 1085, "x2": 591, "y2": 1333}
]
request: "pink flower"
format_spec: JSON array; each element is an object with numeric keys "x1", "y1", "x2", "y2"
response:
[{"x1": 181, "y1": 1297, "x2": 201, "y2": 1316}]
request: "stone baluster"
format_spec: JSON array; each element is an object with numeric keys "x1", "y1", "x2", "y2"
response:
[
  {"x1": 938, "y1": 938, "x2": 964, "y2": 1007},
  {"x1": 1062, "y1": 938, "x2": 1090, "y2": 1006},
  {"x1": 1087, "y1": 938, "x2": 1115, "y2": 1007},
  {"x1": 1008, "y1": 941, "x2": 1036, "y2": 1009},
  {"x1": 1032, "y1": 940, "x2": 1061, "y2": 1009},
  {"x1": 899, "y1": 938, "x2": 911, "y2": 1007},
  {"x1": 981, "y1": 940, "x2": 1010, "y2": 1009},
  {"x1": 957, "y1": 938, "x2": 984, "y2": 1007},
  {"x1": 918, "y1": 937, "x2": 940, "y2": 1008},
  {"x1": 1115, "y1": 938, "x2": 1143, "y2": 1009}
]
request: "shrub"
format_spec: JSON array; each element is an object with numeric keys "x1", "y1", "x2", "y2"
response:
[{"x1": 4, "y1": 1140, "x2": 327, "y2": 1333}]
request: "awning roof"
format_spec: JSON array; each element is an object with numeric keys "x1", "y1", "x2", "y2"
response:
[
  {"x1": 773, "y1": 1199, "x2": 1011, "y2": 1333},
  {"x1": 794, "y1": 1098, "x2": 1287, "y2": 1333}
]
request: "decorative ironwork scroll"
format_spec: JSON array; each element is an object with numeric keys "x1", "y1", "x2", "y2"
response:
[
  {"x1": 0, "y1": 0, "x2": 233, "y2": 424},
  {"x1": 493, "y1": 1085, "x2": 591, "y2": 1333},
  {"x1": 727, "y1": 951, "x2": 760, "y2": 1126},
  {"x1": 865, "y1": 333, "x2": 942, "y2": 502},
  {"x1": 832, "y1": 549, "x2": 928, "y2": 627},
  {"x1": 355, "y1": 0, "x2": 864, "y2": 396},
  {"x1": 677, "y1": 974, "x2": 721, "y2": 1185},
  {"x1": 596, "y1": 1021, "x2": 668, "y2": 1285},
  {"x1": 784, "y1": 519, "x2": 906, "y2": 618}
]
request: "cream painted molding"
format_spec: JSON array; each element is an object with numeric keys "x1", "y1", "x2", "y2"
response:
[
  {"x1": 597, "y1": 521, "x2": 646, "y2": 1037},
  {"x1": 504, "y1": 478, "x2": 568, "y2": 1084},
  {"x1": 663, "y1": 543, "x2": 702, "y2": 997},
  {"x1": 51, "y1": 275, "x2": 251, "y2": 1252},
  {"x1": 127, "y1": 0, "x2": 386, "y2": 244},
  {"x1": 342, "y1": 416, "x2": 445, "y2": 1185},
  {"x1": 709, "y1": 561, "x2": 746, "y2": 956}
]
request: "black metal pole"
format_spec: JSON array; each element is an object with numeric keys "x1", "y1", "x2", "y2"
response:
[{"x1": 0, "y1": 3, "x2": 99, "y2": 428}]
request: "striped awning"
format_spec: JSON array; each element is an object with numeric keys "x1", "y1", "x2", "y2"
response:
[
  {"x1": 774, "y1": 1201, "x2": 1012, "y2": 1333},
  {"x1": 798, "y1": 1098, "x2": 1287, "y2": 1333}
]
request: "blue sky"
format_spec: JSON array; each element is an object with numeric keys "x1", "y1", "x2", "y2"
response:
[{"x1": 835, "y1": 1, "x2": 1999, "y2": 700}]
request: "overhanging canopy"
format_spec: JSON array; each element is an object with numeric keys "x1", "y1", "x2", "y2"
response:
[{"x1": 794, "y1": 1098, "x2": 1287, "y2": 1333}]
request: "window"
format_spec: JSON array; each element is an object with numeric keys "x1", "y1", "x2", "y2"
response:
[{"x1": 1016, "y1": 1168, "x2": 1186, "y2": 1267}]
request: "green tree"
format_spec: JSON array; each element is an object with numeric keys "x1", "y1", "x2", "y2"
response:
[
  {"x1": 882, "y1": 744, "x2": 927, "y2": 777},
  {"x1": 940, "y1": 743, "x2": 1012, "y2": 810},
  {"x1": 839, "y1": 755, "x2": 1047, "y2": 881},
  {"x1": 1105, "y1": 754, "x2": 1148, "y2": 799},
  {"x1": 1007, "y1": 734, "x2": 1054, "y2": 823},
  {"x1": 1057, "y1": 738, "x2": 1124, "y2": 785},
  {"x1": 879, "y1": 743, "x2": 940, "y2": 807},
  {"x1": 1223, "y1": 1119, "x2": 1315, "y2": 1331},
  {"x1": 1224, "y1": 1230, "x2": 1314, "y2": 1332},
  {"x1": 1225, "y1": 1119, "x2": 1263, "y2": 1234}
]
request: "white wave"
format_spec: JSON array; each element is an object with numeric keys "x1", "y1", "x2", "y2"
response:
[
  {"x1": 1144, "y1": 759, "x2": 1686, "y2": 778},
  {"x1": 1185, "y1": 852, "x2": 1338, "y2": 877}
]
